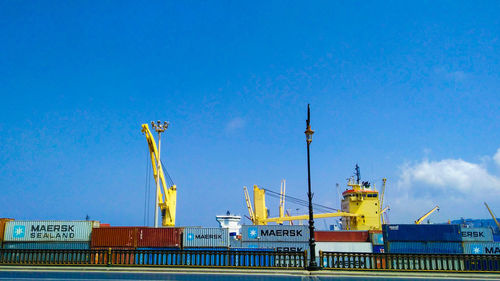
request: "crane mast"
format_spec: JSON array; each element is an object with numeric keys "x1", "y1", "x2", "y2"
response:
[{"x1": 142, "y1": 122, "x2": 177, "y2": 227}]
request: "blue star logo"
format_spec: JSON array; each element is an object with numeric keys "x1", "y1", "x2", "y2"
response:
[
  {"x1": 471, "y1": 245, "x2": 482, "y2": 254},
  {"x1": 187, "y1": 233, "x2": 194, "y2": 241},
  {"x1": 248, "y1": 227, "x2": 258, "y2": 239},
  {"x1": 13, "y1": 226, "x2": 25, "y2": 238}
]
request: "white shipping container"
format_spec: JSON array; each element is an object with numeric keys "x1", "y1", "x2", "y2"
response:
[
  {"x1": 4, "y1": 221, "x2": 96, "y2": 242},
  {"x1": 240, "y1": 225, "x2": 309, "y2": 242},
  {"x1": 182, "y1": 227, "x2": 229, "y2": 248},
  {"x1": 316, "y1": 242, "x2": 372, "y2": 257}
]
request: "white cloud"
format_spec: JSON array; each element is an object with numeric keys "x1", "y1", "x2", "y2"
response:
[
  {"x1": 225, "y1": 117, "x2": 246, "y2": 132},
  {"x1": 388, "y1": 149, "x2": 500, "y2": 223},
  {"x1": 494, "y1": 148, "x2": 500, "y2": 167}
]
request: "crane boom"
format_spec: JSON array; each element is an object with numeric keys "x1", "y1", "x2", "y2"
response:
[
  {"x1": 415, "y1": 205, "x2": 439, "y2": 224},
  {"x1": 141, "y1": 124, "x2": 177, "y2": 227},
  {"x1": 484, "y1": 202, "x2": 500, "y2": 231},
  {"x1": 243, "y1": 186, "x2": 255, "y2": 223}
]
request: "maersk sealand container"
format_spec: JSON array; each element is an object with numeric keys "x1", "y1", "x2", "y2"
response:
[
  {"x1": 382, "y1": 224, "x2": 461, "y2": 242},
  {"x1": 463, "y1": 242, "x2": 500, "y2": 255},
  {"x1": 240, "y1": 225, "x2": 309, "y2": 242},
  {"x1": 4, "y1": 221, "x2": 96, "y2": 242}
]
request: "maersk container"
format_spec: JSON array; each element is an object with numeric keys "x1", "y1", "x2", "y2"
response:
[
  {"x1": 240, "y1": 225, "x2": 309, "y2": 242},
  {"x1": 370, "y1": 233, "x2": 384, "y2": 245},
  {"x1": 240, "y1": 241, "x2": 308, "y2": 253},
  {"x1": 4, "y1": 221, "x2": 94, "y2": 242},
  {"x1": 91, "y1": 227, "x2": 136, "y2": 247},
  {"x1": 3, "y1": 242, "x2": 89, "y2": 250},
  {"x1": 463, "y1": 242, "x2": 500, "y2": 255},
  {"x1": 315, "y1": 242, "x2": 372, "y2": 256},
  {"x1": 182, "y1": 227, "x2": 229, "y2": 248},
  {"x1": 137, "y1": 227, "x2": 182, "y2": 248},
  {"x1": 315, "y1": 231, "x2": 369, "y2": 242},
  {"x1": 386, "y1": 242, "x2": 463, "y2": 254},
  {"x1": 383, "y1": 224, "x2": 461, "y2": 242},
  {"x1": 460, "y1": 227, "x2": 493, "y2": 242}
]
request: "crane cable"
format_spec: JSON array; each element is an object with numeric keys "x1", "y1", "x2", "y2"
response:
[{"x1": 262, "y1": 188, "x2": 340, "y2": 213}]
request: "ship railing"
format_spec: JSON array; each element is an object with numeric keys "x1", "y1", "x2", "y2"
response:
[
  {"x1": 0, "y1": 249, "x2": 307, "y2": 269},
  {"x1": 320, "y1": 251, "x2": 500, "y2": 272}
]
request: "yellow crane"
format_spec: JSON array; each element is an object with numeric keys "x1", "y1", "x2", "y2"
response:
[
  {"x1": 484, "y1": 202, "x2": 500, "y2": 231},
  {"x1": 142, "y1": 122, "x2": 177, "y2": 227},
  {"x1": 415, "y1": 205, "x2": 439, "y2": 224}
]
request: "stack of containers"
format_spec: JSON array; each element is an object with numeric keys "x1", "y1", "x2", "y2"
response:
[
  {"x1": 0, "y1": 219, "x2": 14, "y2": 248},
  {"x1": 383, "y1": 224, "x2": 463, "y2": 254},
  {"x1": 314, "y1": 231, "x2": 372, "y2": 257},
  {"x1": 461, "y1": 226, "x2": 500, "y2": 256},
  {"x1": 3, "y1": 220, "x2": 97, "y2": 250},
  {"x1": 91, "y1": 227, "x2": 182, "y2": 265},
  {"x1": 239, "y1": 225, "x2": 309, "y2": 252},
  {"x1": 369, "y1": 230, "x2": 384, "y2": 253}
]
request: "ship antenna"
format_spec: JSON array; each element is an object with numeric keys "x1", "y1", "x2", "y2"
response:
[{"x1": 355, "y1": 164, "x2": 361, "y2": 184}]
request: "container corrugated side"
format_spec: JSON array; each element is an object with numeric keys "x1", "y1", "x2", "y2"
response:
[
  {"x1": 383, "y1": 224, "x2": 461, "y2": 242},
  {"x1": 0, "y1": 219, "x2": 14, "y2": 245},
  {"x1": 240, "y1": 241, "x2": 308, "y2": 252},
  {"x1": 316, "y1": 242, "x2": 372, "y2": 257},
  {"x1": 137, "y1": 227, "x2": 182, "y2": 248},
  {"x1": 460, "y1": 227, "x2": 493, "y2": 242},
  {"x1": 91, "y1": 227, "x2": 136, "y2": 247},
  {"x1": 386, "y1": 241, "x2": 463, "y2": 254},
  {"x1": 241, "y1": 225, "x2": 309, "y2": 242},
  {"x1": 463, "y1": 242, "x2": 500, "y2": 255},
  {"x1": 315, "y1": 231, "x2": 369, "y2": 242},
  {"x1": 3, "y1": 242, "x2": 89, "y2": 250},
  {"x1": 4, "y1": 221, "x2": 93, "y2": 242},
  {"x1": 182, "y1": 227, "x2": 229, "y2": 248}
]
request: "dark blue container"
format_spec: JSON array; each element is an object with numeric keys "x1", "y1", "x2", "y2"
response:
[
  {"x1": 494, "y1": 235, "x2": 500, "y2": 242},
  {"x1": 372, "y1": 245, "x2": 385, "y2": 253},
  {"x1": 386, "y1": 242, "x2": 463, "y2": 254},
  {"x1": 383, "y1": 224, "x2": 461, "y2": 242}
]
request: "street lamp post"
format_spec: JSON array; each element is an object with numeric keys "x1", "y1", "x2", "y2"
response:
[
  {"x1": 305, "y1": 104, "x2": 320, "y2": 270},
  {"x1": 151, "y1": 120, "x2": 169, "y2": 227}
]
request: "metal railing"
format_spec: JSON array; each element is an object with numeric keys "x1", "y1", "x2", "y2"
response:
[
  {"x1": 320, "y1": 251, "x2": 500, "y2": 272},
  {"x1": 0, "y1": 249, "x2": 306, "y2": 269}
]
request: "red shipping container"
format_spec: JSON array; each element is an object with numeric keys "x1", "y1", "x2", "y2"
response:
[
  {"x1": 315, "y1": 231, "x2": 369, "y2": 242},
  {"x1": 137, "y1": 227, "x2": 182, "y2": 248},
  {"x1": 91, "y1": 227, "x2": 137, "y2": 247}
]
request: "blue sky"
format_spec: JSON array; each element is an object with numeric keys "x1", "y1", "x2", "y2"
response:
[{"x1": 1, "y1": 1, "x2": 499, "y2": 228}]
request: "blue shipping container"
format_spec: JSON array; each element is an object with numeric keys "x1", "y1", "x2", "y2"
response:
[
  {"x1": 372, "y1": 245, "x2": 385, "y2": 253},
  {"x1": 460, "y1": 227, "x2": 493, "y2": 242},
  {"x1": 3, "y1": 242, "x2": 89, "y2": 250},
  {"x1": 383, "y1": 224, "x2": 461, "y2": 242},
  {"x1": 386, "y1": 242, "x2": 463, "y2": 254},
  {"x1": 463, "y1": 242, "x2": 500, "y2": 255}
]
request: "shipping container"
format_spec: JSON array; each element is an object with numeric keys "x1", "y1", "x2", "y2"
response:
[
  {"x1": 316, "y1": 242, "x2": 372, "y2": 257},
  {"x1": 182, "y1": 227, "x2": 229, "y2": 248},
  {"x1": 370, "y1": 233, "x2": 384, "y2": 245},
  {"x1": 463, "y1": 242, "x2": 500, "y2": 255},
  {"x1": 240, "y1": 241, "x2": 308, "y2": 253},
  {"x1": 495, "y1": 235, "x2": 500, "y2": 242},
  {"x1": 3, "y1": 242, "x2": 89, "y2": 250},
  {"x1": 240, "y1": 225, "x2": 309, "y2": 242},
  {"x1": 91, "y1": 227, "x2": 136, "y2": 247},
  {"x1": 137, "y1": 227, "x2": 182, "y2": 248},
  {"x1": 386, "y1": 241, "x2": 463, "y2": 254},
  {"x1": 382, "y1": 224, "x2": 462, "y2": 242},
  {"x1": 4, "y1": 221, "x2": 94, "y2": 242},
  {"x1": 0, "y1": 218, "x2": 14, "y2": 246},
  {"x1": 91, "y1": 247, "x2": 135, "y2": 265},
  {"x1": 460, "y1": 227, "x2": 493, "y2": 242},
  {"x1": 372, "y1": 245, "x2": 385, "y2": 253},
  {"x1": 315, "y1": 231, "x2": 369, "y2": 242}
]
